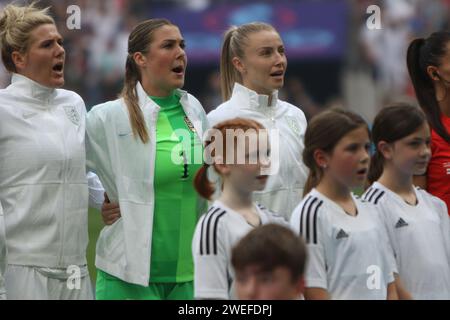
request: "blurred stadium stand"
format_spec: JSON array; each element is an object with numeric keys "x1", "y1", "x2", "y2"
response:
[{"x1": 1, "y1": 0, "x2": 449, "y2": 122}]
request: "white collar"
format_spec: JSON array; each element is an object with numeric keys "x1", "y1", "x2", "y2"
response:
[
  {"x1": 11, "y1": 73, "x2": 56, "y2": 106},
  {"x1": 231, "y1": 82, "x2": 278, "y2": 110},
  {"x1": 135, "y1": 81, "x2": 188, "y2": 111}
]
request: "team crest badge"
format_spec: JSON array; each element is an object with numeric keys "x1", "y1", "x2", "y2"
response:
[
  {"x1": 63, "y1": 106, "x2": 80, "y2": 126},
  {"x1": 184, "y1": 116, "x2": 196, "y2": 133},
  {"x1": 286, "y1": 116, "x2": 300, "y2": 135}
]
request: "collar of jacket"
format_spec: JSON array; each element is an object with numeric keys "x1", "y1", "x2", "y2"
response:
[
  {"x1": 231, "y1": 82, "x2": 279, "y2": 110},
  {"x1": 11, "y1": 73, "x2": 57, "y2": 108},
  {"x1": 135, "y1": 81, "x2": 203, "y2": 135},
  {"x1": 135, "y1": 80, "x2": 188, "y2": 112}
]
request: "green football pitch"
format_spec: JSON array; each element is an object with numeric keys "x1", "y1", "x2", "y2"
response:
[{"x1": 87, "y1": 208, "x2": 103, "y2": 283}]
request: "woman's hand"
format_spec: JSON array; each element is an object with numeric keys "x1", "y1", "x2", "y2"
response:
[{"x1": 101, "y1": 193, "x2": 121, "y2": 225}]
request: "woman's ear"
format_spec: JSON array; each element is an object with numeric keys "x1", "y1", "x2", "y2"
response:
[
  {"x1": 213, "y1": 155, "x2": 231, "y2": 176},
  {"x1": 214, "y1": 163, "x2": 231, "y2": 176},
  {"x1": 313, "y1": 149, "x2": 329, "y2": 170},
  {"x1": 426, "y1": 65, "x2": 440, "y2": 82},
  {"x1": 378, "y1": 140, "x2": 393, "y2": 160},
  {"x1": 232, "y1": 56, "x2": 246, "y2": 75},
  {"x1": 133, "y1": 52, "x2": 147, "y2": 68},
  {"x1": 11, "y1": 51, "x2": 26, "y2": 71}
]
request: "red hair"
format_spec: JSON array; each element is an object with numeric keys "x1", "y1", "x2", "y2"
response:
[{"x1": 194, "y1": 118, "x2": 265, "y2": 200}]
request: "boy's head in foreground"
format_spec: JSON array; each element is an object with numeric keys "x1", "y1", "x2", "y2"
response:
[{"x1": 231, "y1": 224, "x2": 306, "y2": 300}]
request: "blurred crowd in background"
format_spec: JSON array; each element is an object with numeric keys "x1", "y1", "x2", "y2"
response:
[{"x1": 1, "y1": 0, "x2": 449, "y2": 123}]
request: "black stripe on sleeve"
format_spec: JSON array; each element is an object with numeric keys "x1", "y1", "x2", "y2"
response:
[
  {"x1": 368, "y1": 189, "x2": 380, "y2": 202},
  {"x1": 305, "y1": 197, "x2": 318, "y2": 244},
  {"x1": 299, "y1": 196, "x2": 313, "y2": 237},
  {"x1": 363, "y1": 187, "x2": 374, "y2": 201},
  {"x1": 313, "y1": 200, "x2": 323, "y2": 244},
  {"x1": 374, "y1": 190, "x2": 385, "y2": 204},
  {"x1": 203, "y1": 207, "x2": 221, "y2": 255},
  {"x1": 212, "y1": 211, "x2": 227, "y2": 255},
  {"x1": 199, "y1": 206, "x2": 216, "y2": 255}
]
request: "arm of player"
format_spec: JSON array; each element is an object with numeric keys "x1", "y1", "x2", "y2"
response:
[
  {"x1": 304, "y1": 287, "x2": 330, "y2": 300},
  {"x1": 387, "y1": 281, "x2": 399, "y2": 300},
  {"x1": 100, "y1": 193, "x2": 121, "y2": 226},
  {"x1": 290, "y1": 205, "x2": 330, "y2": 300},
  {"x1": 394, "y1": 274, "x2": 413, "y2": 300},
  {"x1": 193, "y1": 215, "x2": 230, "y2": 300},
  {"x1": 87, "y1": 171, "x2": 105, "y2": 211},
  {"x1": 438, "y1": 201, "x2": 450, "y2": 263}
]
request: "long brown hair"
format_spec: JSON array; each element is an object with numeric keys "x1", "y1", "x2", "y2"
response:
[
  {"x1": 407, "y1": 32, "x2": 450, "y2": 143},
  {"x1": 367, "y1": 104, "x2": 427, "y2": 184},
  {"x1": 194, "y1": 118, "x2": 265, "y2": 200},
  {"x1": 302, "y1": 108, "x2": 369, "y2": 196},
  {"x1": 121, "y1": 18, "x2": 174, "y2": 143}
]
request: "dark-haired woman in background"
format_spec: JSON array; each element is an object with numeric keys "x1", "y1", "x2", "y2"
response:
[{"x1": 407, "y1": 32, "x2": 450, "y2": 215}]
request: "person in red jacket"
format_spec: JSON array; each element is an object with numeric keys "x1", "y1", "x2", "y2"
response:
[{"x1": 407, "y1": 32, "x2": 450, "y2": 215}]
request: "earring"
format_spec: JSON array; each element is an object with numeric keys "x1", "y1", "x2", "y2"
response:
[{"x1": 321, "y1": 164, "x2": 327, "y2": 169}]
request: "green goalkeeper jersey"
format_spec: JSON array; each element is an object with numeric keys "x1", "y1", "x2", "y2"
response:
[{"x1": 149, "y1": 92, "x2": 203, "y2": 283}]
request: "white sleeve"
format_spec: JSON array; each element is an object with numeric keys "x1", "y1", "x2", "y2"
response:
[
  {"x1": 435, "y1": 199, "x2": 450, "y2": 264},
  {"x1": 86, "y1": 106, "x2": 117, "y2": 201},
  {"x1": 85, "y1": 109, "x2": 102, "y2": 173},
  {"x1": 442, "y1": 214, "x2": 450, "y2": 265},
  {"x1": 0, "y1": 203, "x2": 6, "y2": 298},
  {"x1": 289, "y1": 204, "x2": 302, "y2": 234},
  {"x1": 85, "y1": 107, "x2": 111, "y2": 176},
  {"x1": 379, "y1": 219, "x2": 397, "y2": 284},
  {"x1": 374, "y1": 204, "x2": 398, "y2": 283},
  {"x1": 87, "y1": 171, "x2": 105, "y2": 211},
  {"x1": 294, "y1": 106, "x2": 308, "y2": 135},
  {"x1": 206, "y1": 109, "x2": 220, "y2": 127},
  {"x1": 290, "y1": 204, "x2": 328, "y2": 290},
  {"x1": 304, "y1": 220, "x2": 328, "y2": 289},
  {"x1": 193, "y1": 215, "x2": 230, "y2": 299}
]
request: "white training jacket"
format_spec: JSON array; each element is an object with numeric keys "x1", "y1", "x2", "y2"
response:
[
  {"x1": 0, "y1": 202, "x2": 6, "y2": 299},
  {"x1": 208, "y1": 83, "x2": 308, "y2": 220},
  {"x1": 0, "y1": 74, "x2": 90, "y2": 268},
  {"x1": 86, "y1": 81, "x2": 209, "y2": 286}
]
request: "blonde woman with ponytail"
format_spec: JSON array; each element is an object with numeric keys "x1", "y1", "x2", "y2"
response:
[
  {"x1": 0, "y1": 3, "x2": 97, "y2": 299},
  {"x1": 86, "y1": 19, "x2": 209, "y2": 300},
  {"x1": 208, "y1": 22, "x2": 308, "y2": 220}
]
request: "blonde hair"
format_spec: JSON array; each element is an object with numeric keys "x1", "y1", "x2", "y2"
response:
[
  {"x1": 0, "y1": 2, "x2": 55, "y2": 72},
  {"x1": 121, "y1": 18, "x2": 174, "y2": 144},
  {"x1": 220, "y1": 22, "x2": 276, "y2": 101}
]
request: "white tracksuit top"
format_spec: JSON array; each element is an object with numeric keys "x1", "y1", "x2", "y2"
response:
[
  {"x1": 86, "y1": 82, "x2": 209, "y2": 286},
  {"x1": 0, "y1": 73, "x2": 89, "y2": 268},
  {"x1": 0, "y1": 202, "x2": 6, "y2": 298},
  {"x1": 208, "y1": 83, "x2": 308, "y2": 220}
]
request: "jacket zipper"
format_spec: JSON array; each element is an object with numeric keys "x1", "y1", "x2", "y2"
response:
[{"x1": 57, "y1": 104, "x2": 68, "y2": 267}]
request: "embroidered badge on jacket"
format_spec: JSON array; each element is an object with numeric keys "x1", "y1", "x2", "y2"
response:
[
  {"x1": 63, "y1": 106, "x2": 80, "y2": 126},
  {"x1": 285, "y1": 116, "x2": 300, "y2": 135}
]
